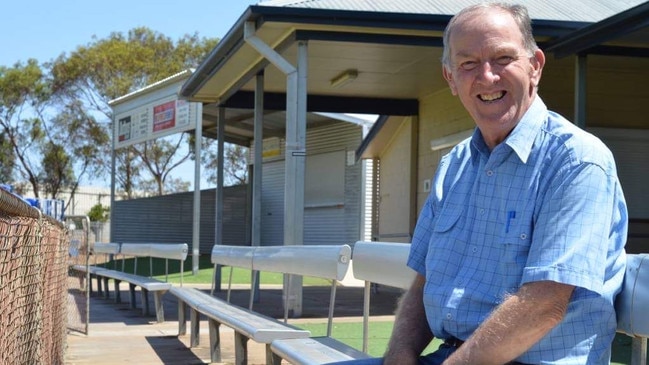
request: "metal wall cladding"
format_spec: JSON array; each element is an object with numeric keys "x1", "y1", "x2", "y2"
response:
[
  {"x1": 259, "y1": 122, "x2": 365, "y2": 247},
  {"x1": 112, "y1": 185, "x2": 248, "y2": 254}
]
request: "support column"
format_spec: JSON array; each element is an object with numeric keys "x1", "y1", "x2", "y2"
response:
[
  {"x1": 252, "y1": 72, "x2": 264, "y2": 302},
  {"x1": 574, "y1": 54, "x2": 587, "y2": 128}
]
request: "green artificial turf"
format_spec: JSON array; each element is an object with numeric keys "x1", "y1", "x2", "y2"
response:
[{"x1": 297, "y1": 321, "x2": 645, "y2": 364}]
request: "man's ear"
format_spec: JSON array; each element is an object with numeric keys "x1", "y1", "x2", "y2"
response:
[
  {"x1": 530, "y1": 49, "x2": 545, "y2": 87},
  {"x1": 443, "y1": 65, "x2": 458, "y2": 96}
]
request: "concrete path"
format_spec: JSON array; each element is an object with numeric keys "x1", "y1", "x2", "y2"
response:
[{"x1": 65, "y1": 281, "x2": 401, "y2": 364}]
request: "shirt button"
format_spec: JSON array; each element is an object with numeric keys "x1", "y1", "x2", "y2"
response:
[
  {"x1": 486, "y1": 170, "x2": 494, "y2": 176},
  {"x1": 479, "y1": 209, "x2": 485, "y2": 215},
  {"x1": 520, "y1": 233, "x2": 527, "y2": 240},
  {"x1": 446, "y1": 313, "x2": 452, "y2": 319},
  {"x1": 472, "y1": 247, "x2": 478, "y2": 253}
]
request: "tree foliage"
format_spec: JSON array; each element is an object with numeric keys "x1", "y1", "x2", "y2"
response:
[
  {"x1": 87, "y1": 203, "x2": 110, "y2": 222},
  {"x1": 0, "y1": 27, "x2": 250, "y2": 203},
  {"x1": 49, "y1": 27, "x2": 218, "y2": 197},
  {"x1": 200, "y1": 141, "x2": 249, "y2": 187},
  {"x1": 0, "y1": 59, "x2": 50, "y2": 198}
]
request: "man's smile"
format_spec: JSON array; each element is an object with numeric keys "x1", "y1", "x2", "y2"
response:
[{"x1": 478, "y1": 91, "x2": 506, "y2": 102}]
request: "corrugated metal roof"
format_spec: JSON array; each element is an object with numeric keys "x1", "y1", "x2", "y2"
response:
[{"x1": 258, "y1": 0, "x2": 647, "y2": 22}]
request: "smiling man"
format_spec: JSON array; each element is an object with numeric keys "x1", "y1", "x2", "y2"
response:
[{"x1": 332, "y1": 3, "x2": 628, "y2": 365}]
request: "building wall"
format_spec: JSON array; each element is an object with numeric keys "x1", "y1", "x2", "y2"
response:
[
  {"x1": 258, "y1": 121, "x2": 366, "y2": 246},
  {"x1": 377, "y1": 117, "x2": 416, "y2": 242},
  {"x1": 111, "y1": 185, "x2": 248, "y2": 254},
  {"x1": 416, "y1": 89, "x2": 474, "y2": 214}
]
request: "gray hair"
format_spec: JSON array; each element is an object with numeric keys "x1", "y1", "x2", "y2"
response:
[{"x1": 441, "y1": 3, "x2": 539, "y2": 67}]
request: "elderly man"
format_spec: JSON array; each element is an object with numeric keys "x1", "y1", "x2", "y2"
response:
[{"x1": 335, "y1": 3, "x2": 627, "y2": 365}]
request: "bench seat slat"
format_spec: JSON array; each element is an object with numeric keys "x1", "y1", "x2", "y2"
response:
[
  {"x1": 271, "y1": 336, "x2": 372, "y2": 364},
  {"x1": 196, "y1": 299, "x2": 310, "y2": 343},
  {"x1": 97, "y1": 271, "x2": 171, "y2": 291}
]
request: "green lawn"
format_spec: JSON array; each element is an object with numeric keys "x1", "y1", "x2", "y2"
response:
[
  {"x1": 97, "y1": 254, "x2": 642, "y2": 363},
  {"x1": 298, "y1": 321, "x2": 643, "y2": 364},
  {"x1": 98, "y1": 254, "x2": 330, "y2": 285}
]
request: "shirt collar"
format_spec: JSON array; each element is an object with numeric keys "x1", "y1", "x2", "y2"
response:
[{"x1": 470, "y1": 96, "x2": 546, "y2": 164}]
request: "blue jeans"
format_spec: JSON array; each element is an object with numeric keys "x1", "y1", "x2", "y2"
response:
[{"x1": 328, "y1": 344, "x2": 531, "y2": 365}]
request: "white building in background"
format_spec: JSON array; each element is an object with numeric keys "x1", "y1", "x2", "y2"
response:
[{"x1": 58, "y1": 185, "x2": 112, "y2": 217}]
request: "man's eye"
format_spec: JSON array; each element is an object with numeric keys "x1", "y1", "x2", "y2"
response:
[
  {"x1": 496, "y1": 56, "x2": 514, "y2": 65},
  {"x1": 460, "y1": 61, "x2": 477, "y2": 70}
]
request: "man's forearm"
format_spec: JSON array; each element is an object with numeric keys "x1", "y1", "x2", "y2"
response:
[
  {"x1": 384, "y1": 274, "x2": 434, "y2": 365},
  {"x1": 443, "y1": 280, "x2": 574, "y2": 365}
]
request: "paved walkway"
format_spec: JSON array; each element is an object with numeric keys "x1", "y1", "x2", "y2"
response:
[{"x1": 65, "y1": 280, "x2": 401, "y2": 364}]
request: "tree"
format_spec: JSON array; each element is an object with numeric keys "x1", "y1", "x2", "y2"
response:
[
  {"x1": 138, "y1": 135, "x2": 192, "y2": 195},
  {"x1": 200, "y1": 141, "x2": 249, "y2": 187},
  {"x1": 87, "y1": 203, "x2": 110, "y2": 222},
  {"x1": 40, "y1": 100, "x2": 109, "y2": 207},
  {"x1": 0, "y1": 59, "x2": 49, "y2": 197},
  {"x1": 50, "y1": 27, "x2": 218, "y2": 196},
  {"x1": 0, "y1": 131, "x2": 14, "y2": 182}
]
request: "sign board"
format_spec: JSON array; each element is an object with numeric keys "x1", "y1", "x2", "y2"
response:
[
  {"x1": 110, "y1": 70, "x2": 200, "y2": 150},
  {"x1": 114, "y1": 97, "x2": 199, "y2": 149}
]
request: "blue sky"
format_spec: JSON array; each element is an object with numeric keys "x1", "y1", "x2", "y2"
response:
[
  {"x1": 0, "y1": 0, "x2": 258, "y2": 67},
  {"x1": 1, "y1": 1, "x2": 261, "y2": 189}
]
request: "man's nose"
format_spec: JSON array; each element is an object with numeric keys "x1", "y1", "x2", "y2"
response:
[{"x1": 477, "y1": 62, "x2": 500, "y2": 83}]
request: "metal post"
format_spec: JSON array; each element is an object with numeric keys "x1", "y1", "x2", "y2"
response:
[
  {"x1": 574, "y1": 54, "x2": 587, "y2": 128},
  {"x1": 244, "y1": 21, "x2": 307, "y2": 316},
  {"x1": 192, "y1": 102, "x2": 203, "y2": 275},
  {"x1": 252, "y1": 72, "x2": 264, "y2": 302},
  {"x1": 213, "y1": 107, "x2": 225, "y2": 291}
]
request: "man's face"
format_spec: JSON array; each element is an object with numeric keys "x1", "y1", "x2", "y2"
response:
[{"x1": 443, "y1": 9, "x2": 545, "y2": 148}]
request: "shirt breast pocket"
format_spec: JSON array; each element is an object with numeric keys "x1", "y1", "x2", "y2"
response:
[{"x1": 500, "y1": 220, "x2": 532, "y2": 269}]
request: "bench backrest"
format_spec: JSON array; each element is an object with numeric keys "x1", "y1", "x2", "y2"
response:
[
  {"x1": 118, "y1": 242, "x2": 189, "y2": 285},
  {"x1": 352, "y1": 241, "x2": 416, "y2": 289},
  {"x1": 209, "y1": 244, "x2": 352, "y2": 337},
  {"x1": 91, "y1": 242, "x2": 121, "y2": 269},
  {"x1": 253, "y1": 245, "x2": 351, "y2": 281},
  {"x1": 616, "y1": 253, "x2": 649, "y2": 337},
  {"x1": 352, "y1": 241, "x2": 416, "y2": 352},
  {"x1": 211, "y1": 244, "x2": 255, "y2": 269},
  {"x1": 92, "y1": 242, "x2": 121, "y2": 255}
]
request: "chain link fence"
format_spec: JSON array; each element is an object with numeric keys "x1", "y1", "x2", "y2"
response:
[{"x1": 0, "y1": 189, "x2": 71, "y2": 365}]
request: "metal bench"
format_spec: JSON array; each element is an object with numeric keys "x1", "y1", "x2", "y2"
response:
[
  {"x1": 270, "y1": 241, "x2": 415, "y2": 364},
  {"x1": 170, "y1": 244, "x2": 352, "y2": 365},
  {"x1": 274, "y1": 244, "x2": 649, "y2": 365},
  {"x1": 72, "y1": 242, "x2": 188, "y2": 323},
  {"x1": 616, "y1": 253, "x2": 649, "y2": 365},
  {"x1": 72, "y1": 242, "x2": 121, "y2": 296}
]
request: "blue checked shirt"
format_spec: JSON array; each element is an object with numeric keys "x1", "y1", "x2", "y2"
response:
[{"x1": 408, "y1": 97, "x2": 628, "y2": 364}]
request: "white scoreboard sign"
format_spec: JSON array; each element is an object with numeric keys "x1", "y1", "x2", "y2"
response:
[
  {"x1": 111, "y1": 70, "x2": 200, "y2": 150},
  {"x1": 114, "y1": 97, "x2": 199, "y2": 149}
]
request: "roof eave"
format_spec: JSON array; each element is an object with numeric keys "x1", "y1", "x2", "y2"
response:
[{"x1": 546, "y1": 1, "x2": 649, "y2": 58}]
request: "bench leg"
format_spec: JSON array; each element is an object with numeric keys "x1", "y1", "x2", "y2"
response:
[
  {"x1": 208, "y1": 318, "x2": 222, "y2": 363},
  {"x1": 95, "y1": 274, "x2": 102, "y2": 296},
  {"x1": 270, "y1": 352, "x2": 283, "y2": 365},
  {"x1": 103, "y1": 277, "x2": 110, "y2": 299},
  {"x1": 631, "y1": 336, "x2": 647, "y2": 365},
  {"x1": 87, "y1": 274, "x2": 93, "y2": 294},
  {"x1": 267, "y1": 344, "x2": 281, "y2": 365},
  {"x1": 129, "y1": 283, "x2": 137, "y2": 310},
  {"x1": 114, "y1": 280, "x2": 122, "y2": 303},
  {"x1": 177, "y1": 300, "x2": 187, "y2": 335},
  {"x1": 190, "y1": 308, "x2": 200, "y2": 347},
  {"x1": 141, "y1": 288, "x2": 151, "y2": 316},
  {"x1": 153, "y1": 291, "x2": 164, "y2": 322},
  {"x1": 234, "y1": 332, "x2": 248, "y2": 365}
]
